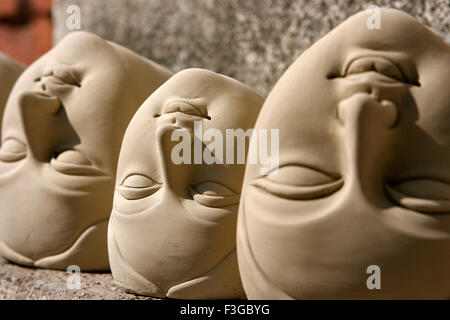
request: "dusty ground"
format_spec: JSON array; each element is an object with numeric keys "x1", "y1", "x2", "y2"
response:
[{"x1": 0, "y1": 258, "x2": 155, "y2": 300}]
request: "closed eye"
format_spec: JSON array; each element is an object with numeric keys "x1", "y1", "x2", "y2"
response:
[
  {"x1": 251, "y1": 165, "x2": 343, "y2": 200},
  {"x1": 117, "y1": 174, "x2": 162, "y2": 200},
  {"x1": 386, "y1": 179, "x2": 450, "y2": 214},
  {"x1": 0, "y1": 138, "x2": 27, "y2": 162},
  {"x1": 50, "y1": 149, "x2": 106, "y2": 176},
  {"x1": 190, "y1": 181, "x2": 240, "y2": 208}
]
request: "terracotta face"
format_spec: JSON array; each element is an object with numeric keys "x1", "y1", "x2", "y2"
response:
[
  {"x1": 0, "y1": 53, "x2": 24, "y2": 140},
  {"x1": 237, "y1": 9, "x2": 450, "y2": 299},
  {"x1": 0, "y1": 32, "x2": 172, "y2": 271},
  {"x1": 108, "y1": 68, "x2": 263, "y2": 298}
]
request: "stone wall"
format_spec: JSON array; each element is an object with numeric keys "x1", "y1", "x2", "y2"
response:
[{"x1": 53, "y1": 0, "x2": 449, "y2": 95}]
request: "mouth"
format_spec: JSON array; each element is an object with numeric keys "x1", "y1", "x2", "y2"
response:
[{"x1": 154, "y1": 100, "x2": 211, "y2": 120}]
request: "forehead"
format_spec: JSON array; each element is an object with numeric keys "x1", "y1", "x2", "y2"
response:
[
  {"x1": 53, "y1": 33, "x2": 118, "y2": 63},
  {"x1": 138, "y1": 70, "x2": 260, "y2": 120},
  {"x1": 334, "y1": 10, "x2": 442, "y2": 52},
  {"x1": 157, "y1": 71, "x2": 243, "y2": 100},
  {"x1": 25, "y1": 34, "x2": 120, "y2": 75}
]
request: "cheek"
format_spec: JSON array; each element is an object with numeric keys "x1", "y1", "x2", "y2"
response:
[
  {"x1": 0, "y1": 170, "x2": 74, "y2": 256},
  {"x1": 111, "y1": 198, "x2": 237, "y2": 288},
  {"x1": 241, "y1": 185, "x2": 351, "y2": 281},
  {"x1": 113, "y1": 189, "x2": 162, "y2": 215},
  {"x1": 240, "y1": 181, "x2": 450, "y2": 297}
]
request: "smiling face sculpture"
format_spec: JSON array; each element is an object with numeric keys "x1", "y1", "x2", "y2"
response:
[
  {"x1": 108, "y1": 68, "x2": 263, "y2": 299},
  {"x1": 237, "y1": 9, "x2": 450, "y2": 299},
  {"x1": 0, "y1": 53, "x2": 24, "y2": 140},
  {"x1": 0, "y1": 32, "x2": 172, "y2": 271}
]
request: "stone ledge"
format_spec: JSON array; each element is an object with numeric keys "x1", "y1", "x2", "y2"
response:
[{"x1": 0, "y1": 258, "x2": 155, "y2": 300}]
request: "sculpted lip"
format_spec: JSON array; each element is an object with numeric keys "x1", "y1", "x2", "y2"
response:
[
  {"x1": 328, "y1": 54, "x2": 420, "y2": 87},
  {"x1": 154, "y1": 99, "x2": 211, "y2": 120}
]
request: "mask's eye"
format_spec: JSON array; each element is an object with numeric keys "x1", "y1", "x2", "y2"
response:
[
  {"x1": 50, "y1": 149, "x2": 106, "y2": 176},
  {"x1": 117, "y1": 174, "x2": 162, "y2": 200},
  {"x1": 54, "y1": 150, "x2": 90, "y2": 165},
  {"x1": 386, "y1": 179, "x2": 450, "y2": 213},
  {"x1": 190, "y1": 181, "x2": 240, "y2": 208},
  {"x1": 251, "y1": 165, "x2": 343, "y2": 200},
  {"x1": 344, "y1": 56, "x2": 413, "y2": 84},
  {"x1": 0, "y1": 139, "x2": 27, "y2": 162}
]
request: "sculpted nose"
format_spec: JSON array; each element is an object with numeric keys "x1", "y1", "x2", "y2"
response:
[
  {"x1": 18, "y1": 91, "x2": 74, "y2": 162},
  {"x1": 156, "y1": 125, "x2": 192, "y2": 196},
  {"x1": 337, "y1": 93, "x2": 398, "y2": 192},
  {"x1": 337, "y1": 92, "x2": 398, "y2": 130},
  {"x1": 19, "y1": 91, "x2": 61, "y2": 115}
]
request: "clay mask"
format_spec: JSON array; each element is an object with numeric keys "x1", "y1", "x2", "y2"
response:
[
  {"x1": 0, "y1": 53, "x2": 24, "y2": 140},
  {"x1": 0, "y1": 32, "x2": 172, "y2": 271},
  {"x1": 108, "y1": 68, "x2": 264, "y2": 299},
  {"x1": 237, "y1": 9, "x2": 450, "y2": 299}
]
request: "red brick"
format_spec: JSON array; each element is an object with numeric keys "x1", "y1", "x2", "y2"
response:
[
  {"x1": 30, "y1": 0, "x2": 52, "y2": 13},
  {"x1": 0, "y1": 0, "x2": 20, "y2": 18}
]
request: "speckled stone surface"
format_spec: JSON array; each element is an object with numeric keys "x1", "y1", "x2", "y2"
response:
[
  {"x1": 0, "y1": 258, "x2": 155, "y2": 300},
  {"x1": 52, "y1": 0, "x2": 449, "y2": 95}
]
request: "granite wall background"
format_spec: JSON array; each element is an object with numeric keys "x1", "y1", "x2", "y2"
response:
[{"x1": 53, "y1": 0, "x2": 450, "y2": 95}]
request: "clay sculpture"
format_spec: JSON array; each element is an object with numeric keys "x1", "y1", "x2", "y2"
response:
[
  {"x1": 0, "y1": 53, "x2": 24, "y2": 140},
  {"x1": 237, "y1": 9, "x2": 450, "y2": 299},
  {"x1": 0, "y1": 31, "x2": 172, "y2": 271},
  {"x1": 108, "y1": 68, "x2": 264, "y2": 299}
]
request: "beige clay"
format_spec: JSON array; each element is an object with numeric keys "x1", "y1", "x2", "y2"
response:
[
  {"x1": 237, "y1": 9, "x2": 450, "y2": 299},
  {"x1": 0, "y1": 53, "x2": 24, "y2": 140},
  {"x1": 0, "y1": 32, "x2": 172, "y2": 271},
  {"x1": 108, "y1": 68, "x2": 264, "y2": 299}
]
